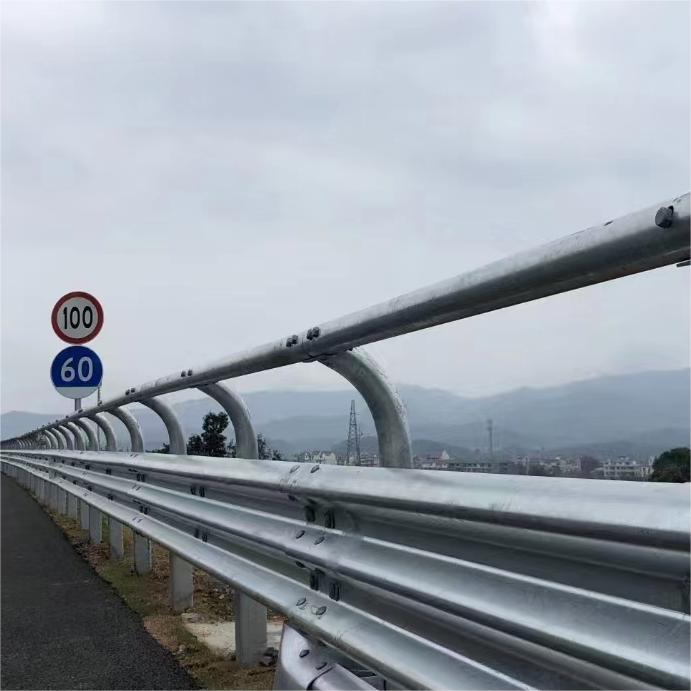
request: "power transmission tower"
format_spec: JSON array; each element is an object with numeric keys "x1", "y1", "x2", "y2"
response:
[
  {"x1": 345, "y1": 400, "x2": 361, "y2": 466},
  {"x1": 487, "y1": 418, "x2": 494, "y2": 459}
]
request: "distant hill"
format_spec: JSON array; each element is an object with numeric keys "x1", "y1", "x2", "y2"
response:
[{"x1": 2, "y1": 368, "x2": 688, "y2": 460}]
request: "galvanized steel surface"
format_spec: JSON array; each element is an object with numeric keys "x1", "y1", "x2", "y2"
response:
[
  {"x1": 2, "y1": 450, "x2": 689, "y2": 690},
  {"x1": 8, "y1": 193, "x2": 688, "y2": 448}
]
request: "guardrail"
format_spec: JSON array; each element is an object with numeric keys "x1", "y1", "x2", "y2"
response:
[
  {"x1": 2, "y1": 449, "x2": 689, "y2": 689},
  {"x1": 2, "y1": 193, "x2": 690, "y2": 688}
]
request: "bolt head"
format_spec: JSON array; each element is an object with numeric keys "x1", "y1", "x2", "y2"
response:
[
  {"x1": 315, "y1": 606, "x2": 327, "y2": 615},
  {"x1": 655, "y1": 205, "x2": 674, "y2": 228},
  {"x1": 299, "y1": 649, "x2": 310, "y2": 658},
  {"x1": 295, "y1": 529, "x2": 305, "y2": 539},
  {"x1": 296, "y1": 597, "x2": 307, "y2": 606}
]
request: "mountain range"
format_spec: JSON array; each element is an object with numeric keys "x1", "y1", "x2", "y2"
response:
[{"x1": 2, "y1": 368, "x2": 688, "y2": 460}]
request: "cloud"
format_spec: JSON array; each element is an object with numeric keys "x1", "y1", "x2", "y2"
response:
[{"x1": 1, "y1": 1, "x2": 688, "y2": 414}]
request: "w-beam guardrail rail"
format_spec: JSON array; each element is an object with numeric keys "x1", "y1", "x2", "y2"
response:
[{"x1": 2, "y1": 193, "x2": 690, "y2": 689}]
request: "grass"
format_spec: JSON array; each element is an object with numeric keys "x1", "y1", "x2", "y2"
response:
[{"x1": 43, "y1": 500, "x2": 274, "y2": 690}]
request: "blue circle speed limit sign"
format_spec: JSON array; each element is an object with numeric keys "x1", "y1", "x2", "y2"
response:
[{"x1": 50, "y1": 346, "x2": 103, "y2": 399}]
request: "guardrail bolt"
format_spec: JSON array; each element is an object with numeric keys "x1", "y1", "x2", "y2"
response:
[
  {"x1": 199, "y1": 487, "x2": 205, "y2": 498},
  {"x1": 314, "y1": 535, "x2": 325, "y2": 545},
  {"x1": 309, "y1": 572, "x2": 319, "y2": 590},
  {"x1": 315, "y1": 606, "x2": 327, "y2": 616},
  {"x1": 201, "y1": 533, "x2": 208, "y2": 542},
  {"x1": 180, "y1": 371, "x2": 186, "y2": 377},
  {"x1": 324, "y1": 511, "x2": 334, "y2": 529},
  {"x1": 310, "y1": 464, "x2": 320, "y2": 473},
  {"x1": 299, "y1": 649, "x2": 310, "y2": 658},
  {"x1": 305, "y1": 506, "x2": 316, "y2": 522},
  {"x1": 316, "y1": 661, "x2": 327, "y2": 670},
  {"x1": 295, "y1": 529, "x2": 305, "y2": 539},
  {"x1": 190, "y1": 486, "x2": 197, "y2": 495},
  {"x1": 194, "y1": 528, "x2": 200, "y2": 538},
  {"x1": 296, "y1": 597, "x2": 306, "y2": 606},
  {"x1": 329, "y1": 582, "x2": 340, "y2": 601},
  {"x1": 655, "y1": 205, "x2": 674, "y2": 228}
]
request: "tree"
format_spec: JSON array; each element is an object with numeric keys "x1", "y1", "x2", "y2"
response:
[
  {"x1": 186, "y1": 412, "x2": 229, "y2": 457},
  {"x1": 186, "y1": 434, "x2": 204, "y2": 456},
  {"x1": 257, "y1": 433, "x2": 283, "y2": 460},
  {"x1": 650, "y1": 447, "x2": 690, "y2": 483},
  {"x1": 150, "y1": 442, "x2": 169, "y2": 454},
  {"x1": 579, "y1": 455, "x2": 601, "y2": 478}
]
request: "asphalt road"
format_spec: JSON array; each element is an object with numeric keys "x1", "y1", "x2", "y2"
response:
[{"x1": 1, "y1": 475, "x2": 196, "y2": 690}]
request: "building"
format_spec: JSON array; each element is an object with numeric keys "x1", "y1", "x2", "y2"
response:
[
  {"x1": 593, "y1": 457, "x2": 653, "y2": 481},
  {"x1": 297, "y1": 451, "x2": 338, "y2": 465},
  {"x1": 414, "y1": 450, "x2": 451, "y2": 470}
]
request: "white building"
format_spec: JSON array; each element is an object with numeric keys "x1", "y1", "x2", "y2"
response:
[{"x1": 596, "y1": 457, "x2": 653, "y2": 481}]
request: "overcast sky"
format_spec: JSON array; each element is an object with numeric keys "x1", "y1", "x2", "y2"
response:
[{"x1": 1, "y1": 1, "x2": 689, "y2": 416}]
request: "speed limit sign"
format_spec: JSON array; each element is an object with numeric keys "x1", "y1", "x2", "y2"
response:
[
  {"x1": 51, "y1": 291, "x2": 104, "y2": 344},
  {"x1": 50, "y1": 346, "x2": 103, "y2": 399}
]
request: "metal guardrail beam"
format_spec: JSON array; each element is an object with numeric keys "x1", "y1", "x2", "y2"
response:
[
  {"x1": 12, "y1": 192, "x2": 687, "y2": 442},
  {"x1": 2, "y1": 450, "x2": 688, "y2": 690}
]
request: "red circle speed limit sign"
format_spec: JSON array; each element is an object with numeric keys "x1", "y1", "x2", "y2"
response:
[{"x1": 51, "y1": 292, "x2": 104, "y2": 344}]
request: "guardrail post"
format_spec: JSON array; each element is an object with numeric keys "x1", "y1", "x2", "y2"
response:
[
  {"x1": 198, "y1": 382, "x2": 267, "y2": 665},
  {"x1": 321, "y1": 348, "x2": 413, "y2": 468},
  {"x1": 89, "y1": 505, "x2": 102, "y2": 544},
  {"x1": 107, "y1": 407, "x2": 144, "y2": 452},
  {"x1": 79, "y1": 497, "x2": 90, "y2": 531},
  {"x1": 68, "y1": 491, "x2": 79, "y2": 519},
  {"x1": 133, "y1": 532, "x2": 152, "y2": 575},
  {"x1": 109, "y1": 518, "x2": 124, "y2": 560},
  {"x1": 57, "y1": 487, "x2": 68, "y2": 515},
  {"x1": 140, "y1": 397, "x2": 193, "y2": 610}
]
